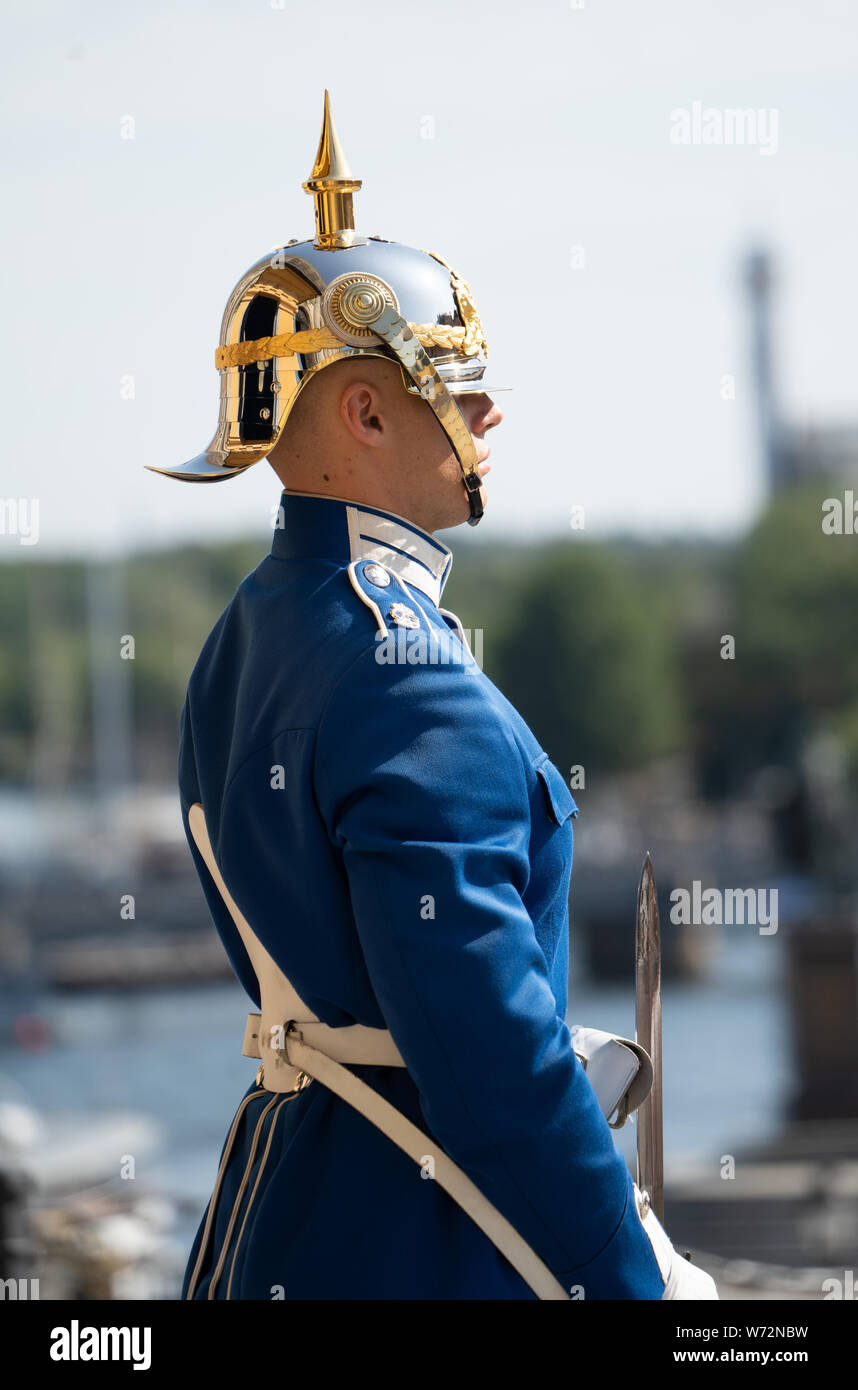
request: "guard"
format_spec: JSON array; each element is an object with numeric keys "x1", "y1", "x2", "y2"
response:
[{"x1": 148, "y1": 93, "x2": 717, "y2": 1301}]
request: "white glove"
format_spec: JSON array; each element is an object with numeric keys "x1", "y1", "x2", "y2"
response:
[{"x1": 633, "y1": 1185, "x2": 720, "y2": 1300}]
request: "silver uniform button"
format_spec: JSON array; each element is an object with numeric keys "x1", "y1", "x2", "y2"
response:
[
  {"x1": 364, "y1": 563, "x2": 391, "y2": 587},
  {"x1": 389, "y1": 603, "x2": 419, "y2": 629}
]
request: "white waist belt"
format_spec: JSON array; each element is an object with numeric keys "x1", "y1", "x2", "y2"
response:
[
  {"x1": 240, "y1": 1012, "x2": 651, "y2": 1129},
  {"x1": 187, "y1": 802, "x2": 653, "y2": 1303}
]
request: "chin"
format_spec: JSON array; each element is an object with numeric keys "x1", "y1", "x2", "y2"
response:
[
  {"x1": 442, "y1": 493, "x2": 479, "y2": 531},
  {"x1": 428, "y1": 474, "x2": 487, "y2": 533}
]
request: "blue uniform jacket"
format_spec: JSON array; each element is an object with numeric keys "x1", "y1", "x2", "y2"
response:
[{"x1": 179, "y1": 490, "x2": 665, "y2": 1300}]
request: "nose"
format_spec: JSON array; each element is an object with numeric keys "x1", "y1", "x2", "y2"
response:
[
  {"x1": 483, "y1": 396, "x2": 503, "y2": 431},
  {"x1": 465, "y1": 392, "x2": 503, "y2": 434}
]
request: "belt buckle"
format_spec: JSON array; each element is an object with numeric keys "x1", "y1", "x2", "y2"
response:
[{"x1": 258, "y1": 1019, "x2": 313, "y2": 1095}]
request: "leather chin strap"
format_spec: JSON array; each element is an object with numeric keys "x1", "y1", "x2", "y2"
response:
[{"x1": 366, "y1": 304, "x2": 485, "y2": 526}]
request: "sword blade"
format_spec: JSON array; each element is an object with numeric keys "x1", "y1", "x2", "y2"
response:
[{"x1": 635, "y1": 852, "x2": 664, "y2": 1222}]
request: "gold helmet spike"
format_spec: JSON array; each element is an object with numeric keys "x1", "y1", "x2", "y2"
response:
[{"x1": 302, "y1": 91, "x2": 364, "y2": 249}]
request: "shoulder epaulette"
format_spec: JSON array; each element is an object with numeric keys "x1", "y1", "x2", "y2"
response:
[{"x1": 347, "y1": 559, "x2": 428, "y2": 639}]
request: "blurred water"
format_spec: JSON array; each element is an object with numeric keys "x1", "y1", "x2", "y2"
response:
[{"x1": 1, "y1": 930, "x2": 792, "y2": 1218}]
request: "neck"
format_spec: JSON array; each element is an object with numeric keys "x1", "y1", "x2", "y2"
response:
[{"x1": 270, "y1": 461, "x2": 442, "y2": 535}]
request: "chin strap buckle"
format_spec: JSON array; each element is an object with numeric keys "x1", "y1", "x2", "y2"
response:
[{"x1": 463, "y1": 471, "x2": 484, "y2": 526}]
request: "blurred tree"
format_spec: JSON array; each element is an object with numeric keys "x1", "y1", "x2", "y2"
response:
[
  {"x1": 681, "y1": 481, "x2": 858, "y2": 877},
  {"x1": 688, "y1": 483, "x2": 858, "y2": 801},
  {"x1": 125, "y1": 540, "x2": 266, "y2": 779},
  {"x1": 491, "y1": 541, "x2": 683, "y2": 775},
  {"x1": 833, "y1": 698, "x2": 858, "y2": 796},
  {"x1": 736, "y1": 483, "x2": 858, "y2": 710}
]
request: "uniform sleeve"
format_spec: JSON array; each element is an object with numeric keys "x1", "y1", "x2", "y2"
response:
[{"x1": 314, "y1": 645, "x2": 666, "y2": 1299}]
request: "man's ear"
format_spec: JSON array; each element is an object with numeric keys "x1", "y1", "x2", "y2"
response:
[{"x1": 339, "y1": 380, "x2": 386, "y2": 449}]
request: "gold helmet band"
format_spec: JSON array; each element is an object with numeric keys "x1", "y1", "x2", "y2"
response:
[
  {"x1": 145, "y1": 92, "x2": 507, "y2": 526},
  {"x1": 213, "y1": 253, "x2": 489, "y2": 370}
]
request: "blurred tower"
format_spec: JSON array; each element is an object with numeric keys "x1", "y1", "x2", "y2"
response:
[
  {"x1": 745, "y1": 247, "x2": 858, "y2": 494},
  {"x1": 744, "y1": 248, "x2": 785, "y2": 497}
]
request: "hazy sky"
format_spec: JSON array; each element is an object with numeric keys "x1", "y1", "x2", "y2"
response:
[{"x1": 3, "y1": 0, "x2": 857, "y2": 556}]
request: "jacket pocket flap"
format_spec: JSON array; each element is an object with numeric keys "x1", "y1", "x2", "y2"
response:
[{"x1": 535, "y1": 757, "x2": 579, "y2": 824}]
